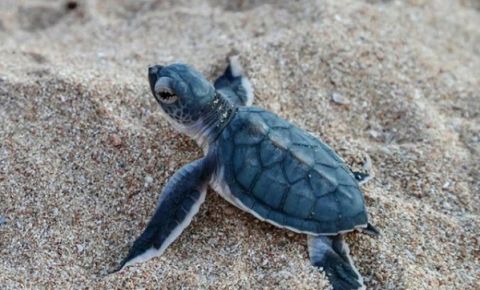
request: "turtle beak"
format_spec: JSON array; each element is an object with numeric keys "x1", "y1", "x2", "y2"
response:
[{"x1": 148, "y1": 65, "x2": 163, "y2": 95}]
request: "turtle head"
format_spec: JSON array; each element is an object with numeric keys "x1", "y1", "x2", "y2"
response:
[
  {"x1": 148, "y1": 63, "x2": 215, "y2": 125},
  {"x1": 148, "y1": 63, "x2": 234, "y2": 146}
]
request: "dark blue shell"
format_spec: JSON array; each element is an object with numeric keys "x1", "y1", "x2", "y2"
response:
[{"x1": 215, "y1": 107, "x2": 368, "y2": 234}]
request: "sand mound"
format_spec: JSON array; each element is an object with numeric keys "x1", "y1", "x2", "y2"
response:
[{"x1": 0, "y1": 0, "x2": 479, "y2": 289}]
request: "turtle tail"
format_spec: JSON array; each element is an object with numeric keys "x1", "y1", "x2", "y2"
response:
[
  {"x1": 308, "y1": 235, "x2": 365, "y2": 290},
  {"x1": 362, "y1": 222, "x2": 380, "y2": 237}
]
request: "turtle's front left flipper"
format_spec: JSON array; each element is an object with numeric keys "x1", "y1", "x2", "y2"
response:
[{"x1": 115, "y1": 157, "x2": 215, "y2": 272}]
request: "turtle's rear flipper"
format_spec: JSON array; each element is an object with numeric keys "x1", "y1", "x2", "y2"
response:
[
  {"x1": 352, "y1": 171, "x2": 372, "y2": 185},
  {"x1": 214, "y1": 56, "x2": 254, "y2": 106},
  {"x1": 352, "y1": 153, "x2": 374, "y2": 185},
  {"x1": 308, "y1": 235, "x2": 365, "y2": 290}
]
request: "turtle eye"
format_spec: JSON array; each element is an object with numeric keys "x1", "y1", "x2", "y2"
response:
[
  {"x1": 155, "y1": 87, "x2": 178, "y2": 104},
  {"x1": 154, "y1": 77, "x2": 178, "y2": 104}
]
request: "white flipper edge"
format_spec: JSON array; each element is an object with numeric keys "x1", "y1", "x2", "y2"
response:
[
  {"x1": 228, "y1": 55, "x2": 254, "y2": 106},
  {"x1": 121, "y1": 190, "x2": 206, "y2": 269},
  {"x1": 122, "y1": 190, "x2": 206, "y2": 268}
]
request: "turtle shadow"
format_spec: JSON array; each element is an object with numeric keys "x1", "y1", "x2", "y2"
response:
[
  {"x1": 99, "y1": 191, "x2": 307, "y2": 276},
  {"x1": 201, "y1": 194, "x2": 392, "y2": 289},
  {"x1": 101, "y1": 190, "x2": 392, "y2": 289}
]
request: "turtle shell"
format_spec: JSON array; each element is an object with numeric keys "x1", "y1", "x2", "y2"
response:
[{"x1": 215, "y1": 107, "x2": 368, "y2": 235}]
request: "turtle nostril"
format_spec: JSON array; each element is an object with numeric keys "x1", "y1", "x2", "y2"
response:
[{"x1": 148, "y1": 65, "x2": 163, "y2": 75}]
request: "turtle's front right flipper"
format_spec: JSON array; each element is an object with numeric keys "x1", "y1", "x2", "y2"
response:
[
  {"x1": 214, "y1": 56, "x2": 254, "y2": 106},
  {"x1": 114, "y1": 157, "x2": 214, "y2": 272}
]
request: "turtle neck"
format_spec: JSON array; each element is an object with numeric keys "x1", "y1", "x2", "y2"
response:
[{"x1": 191, "y1": 91, "x2": 237, "y2": 149}]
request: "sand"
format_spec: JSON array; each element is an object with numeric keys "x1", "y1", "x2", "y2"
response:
[{"x1": 0, "y1": 0, "x2": 479, "y2": 289}]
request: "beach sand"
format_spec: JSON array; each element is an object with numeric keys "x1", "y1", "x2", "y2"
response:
[{"x1": 0, "y1": 0, "x2": 479, "y2": 289}]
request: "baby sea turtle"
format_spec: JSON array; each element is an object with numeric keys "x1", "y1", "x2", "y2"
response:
[{"x1": 117, "y1": 57, "x2": 379, "y2": 290}]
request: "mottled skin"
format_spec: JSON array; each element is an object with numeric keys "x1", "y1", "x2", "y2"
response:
[{"x1": 115, "y1": 59, "x2": 378, "y2": 290}]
